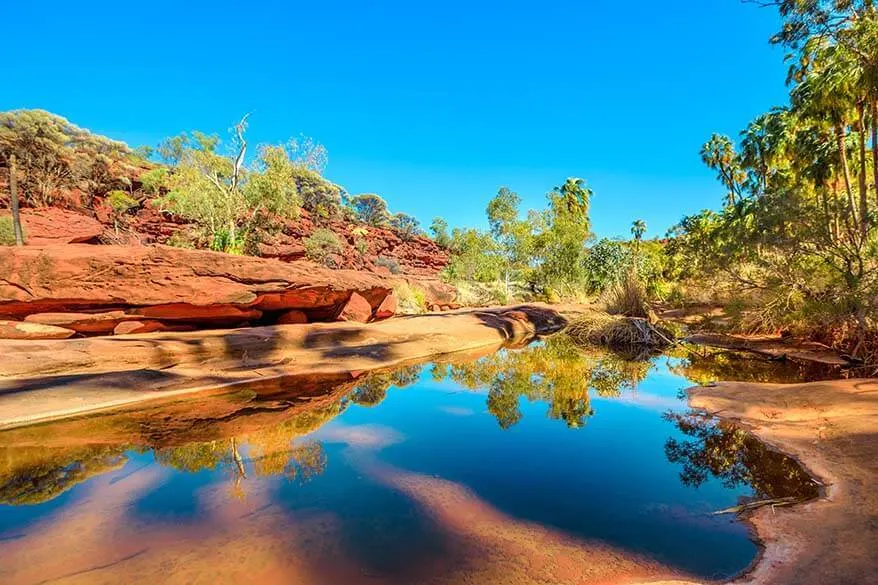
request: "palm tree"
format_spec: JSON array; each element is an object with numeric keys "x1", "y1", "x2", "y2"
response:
[
  {"x1": 552, "y1": 177, "x2": 592, "y2": 217},
  {"x1": 631, "y1": 219, "x2": 647, "y2": 241},
  {"x1": 791, "y1": 41, "x2": 864, "y2": 235},
  {"x1": 700, "y1": 134, "x2": 746, "y2": 205}
]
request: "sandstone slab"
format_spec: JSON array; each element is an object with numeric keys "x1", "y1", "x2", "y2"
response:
[
  {"x1": 336, "y1": 292, "x2": 373, "y2": 323},
  {"x1": 0, "y1": 320, "x2": 76, "y2": 340},
  {"x1": 0, "y1": 245, "x2": 394, "y2": 326},
  {"x1": 374, "y1": 292, "x2": 398, "y2": 320},
  {"x1": 19, "y1": 208, "x2": 104, "y2": 245}
]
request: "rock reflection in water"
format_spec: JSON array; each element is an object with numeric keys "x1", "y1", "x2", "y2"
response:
[{"x1": 0, "y1": 336, "x2": 833, "y2": 584}]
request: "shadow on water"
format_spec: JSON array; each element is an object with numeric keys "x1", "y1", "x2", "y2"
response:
[{"x1": 0, "y1": 333, "x2": 840, "y2": 583}]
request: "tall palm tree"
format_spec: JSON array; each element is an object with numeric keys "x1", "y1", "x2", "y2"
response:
[
  {"x1": 791, "y1": 41, "x2": 865, "y2": 235},
  {"x1": 631, "y1": 219, "x2": 647, "y2": 241},
  {"x1": 700, "y1": 134, "x2": 746, "y2": 205},
  {"x1": 552, "y1": 177, "x2": 592, "y2": 217}
]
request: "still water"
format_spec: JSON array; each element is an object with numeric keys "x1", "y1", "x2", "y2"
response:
[{"x1": 0, "y1": 339, "x2": 820, "y2": 584}]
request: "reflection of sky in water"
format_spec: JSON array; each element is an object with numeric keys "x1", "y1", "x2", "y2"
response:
[{"x1": 0, "y1": 344, "x2": 822, "y2": 583}]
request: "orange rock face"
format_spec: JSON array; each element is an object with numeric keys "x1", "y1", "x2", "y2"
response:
[
  {"x1": 0, "y1": 245, "x2": 395, "y2": 331},
  {"x1": 374, "y1": 292, "x2": 398, "y2": 320},
  {"x1": 19, "y1": 208, "x2": 104, "y2": 245},
  {"x1": 0, "y1": 319, "x2": 76, "y2": 340},
  {"x1": 336, "y1": 292, "x2": 373, "y2": 323},
  {"x1": 277, "y1": 310, "x2": 309, "y2": 325},
  {"x1": 25, "y1": 311, "x2": 132, "y2": 334}
]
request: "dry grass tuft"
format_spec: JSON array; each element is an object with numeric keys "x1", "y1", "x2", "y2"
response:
[
  {"x1": 566, "y1": 311, "x2": 674, "y2": 349},
  {"x1": 601, "y1": 270, "x2": 650, "y2": 319}
]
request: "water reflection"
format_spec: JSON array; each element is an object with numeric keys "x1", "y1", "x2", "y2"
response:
[
  {"x1": 432, "y1": 336, "x2": 652, "y2": 429},
  {"x1": 668, "y1": 346, "x2": 843, "y2": 384},
  {"x1": 0, "y1": 335, "x2": 831, "y2": 583},
  {"x1": 664, "y1": 411, "x2": 820, "y2": 501},
  {"x1": 0, "y1": 445, "x2": 127, "y2": 506},
  {"x1": 0, "y1": 336, "x2": 826, "y2": 508}
]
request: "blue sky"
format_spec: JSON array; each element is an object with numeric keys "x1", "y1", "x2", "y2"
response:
[{"x1": 3, "y1": 1, "x2": 788, "y2": 239}]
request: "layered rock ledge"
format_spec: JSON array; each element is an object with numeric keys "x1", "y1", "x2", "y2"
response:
[{"x1": 0, "y1": 244, "x2": 407, "y2": 335}]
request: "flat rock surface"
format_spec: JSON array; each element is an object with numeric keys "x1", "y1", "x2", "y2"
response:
[
  {"x1": 685, "y1": 332, "x2": 850, "y2": 365},
  {"x1": 686, "y1": 378, "x2": 878, "y2": 585},
  {"x1": 0, "y1": 305, "x2": 567, "y2": 429}
]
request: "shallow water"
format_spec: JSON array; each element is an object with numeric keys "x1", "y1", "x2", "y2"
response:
[{"x1": 0, "y1": 338, "x2": 820, "y2": 584}]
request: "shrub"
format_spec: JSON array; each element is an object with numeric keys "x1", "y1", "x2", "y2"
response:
[
  {"x1": 139, "y1": 168, "x2": 168, "y2": 195},
  {"x1": 350, "y1": 193, "x2": 390, "y2": 226},
  {"x1": 565, "y1": 311, "x2": 673, "y2": 349},
  {"x1": 601, "y1": 270, "x2": 649, "y2": 319},
  {"x1": 304, "y1": 228, "x2": 343, "y2": 266},
  {"x1": 354, "y1": 237, "x2": 368, "y2": 256},
  {"x1": 107, "y1": 190, "x2": 137, "y2": 214},
  {"x1": 393, "y1": 282, "x2": 427, "y2": 314},
  {"x1": 375, "y1": 255, "x2": 401, "y2": 274},
  {"x1": 0, "y1": 215, "x2": 25, "y2": 245},
  {"x1": 390, "y1": 213, "x2": 421, "y2": 240}
]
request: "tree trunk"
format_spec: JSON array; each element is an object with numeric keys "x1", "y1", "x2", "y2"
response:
[
  {"x1": 837, "y1": 121, "x2": 859, "y2": 228},
  {"x1": 872, "y1": 98, "x2": 878, "y2": 208},
  {"x1": 857, "y1": 102, "x2": 869, "y2": 236},
  {"x1": 8, "y1": 154, "x2": 24, "y2": 246}
]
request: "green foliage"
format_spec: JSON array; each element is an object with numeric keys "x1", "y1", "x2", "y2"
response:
[
  {"x1": 0, "y1": 109, "x2": 130, "y2": 206},
  {"x1": 663, "y1": 2, "x2": 878, "y2": 357},
  {"x1": 157, "y1": 118, "x2": 329, "y2": 253},
  {"x1": 296, "y1": 168, "x2": 342, "y2": 218},
  {"x1": 350, "y1": 193, "x2": 390, "y2": 226},
  {"x1": 435, "y1": 335, "x2": 652, "y2": 430},
  {"x1": 443, "y1": 227, "x2": 501, "y2": 282},
  {"x1": 0, "y1": 215, "x2": 25, "y2": 245},
  {"x1": 304, "y1": 228, "x2": 343, "y2": 266},
  {"x1": 392, "y1": 281, "x2": 427, "y2": 314},
  {"x1": 601, "y1": 270, "x2": 650, "y2": 319},
  {"x1": 354, "y1": 237, "x2": 368, "y2": 256},
  {"x1": 139, "y1": 168, "x2": 168, "y2": 195},
  {"x1": 107, "y1": 190, "x2": 137, "y2": 214},
  {"x1": 390, "y1": 212, "x2": 421, "y2": 239},
  {"x1": 430, "y1": 217, "x2": 451, "y2": 248}
]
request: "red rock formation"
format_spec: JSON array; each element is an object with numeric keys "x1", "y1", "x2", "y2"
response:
[
  {"x1": 19, "y1": 209, "x2": 104, "y2": 245},
  {"x1": 374, "y1": 293, "x2": 398, "y2": 321},
  {"x1": 277, "y1": 310, "x2": 308, "y2": 324},
  {"x1": 336, "y1": 292, "x2": 373, "y2": 323},
  {"x1": 0, "y1": 245, "x2": 395, "y2": 335}
]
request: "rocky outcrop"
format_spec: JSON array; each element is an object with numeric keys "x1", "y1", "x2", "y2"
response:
[
  {"x1": 336, "y1": 292, "x2": 373, "y2": 323},
  {"x1": 19, "y1": 208, "x2": 104, "y2": 245},
  {"x1": 0, "y1": 244, "x2": 400, "y2": 336},
  {"x1": 257, "y1": 211, "x2": 450, "y2": 276}
]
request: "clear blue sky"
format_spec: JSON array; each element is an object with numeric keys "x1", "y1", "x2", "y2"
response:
[{"x1": 2, "y1": 0, "x2": 788, "y2": 239}]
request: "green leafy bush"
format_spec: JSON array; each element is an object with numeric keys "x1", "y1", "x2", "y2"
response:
[
  {"x1": 0, "y1": 215, "x2": 24, "y2": 245},
  {"x1": 304, "y1": 228, "x2": 343, "y2": 266}
]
